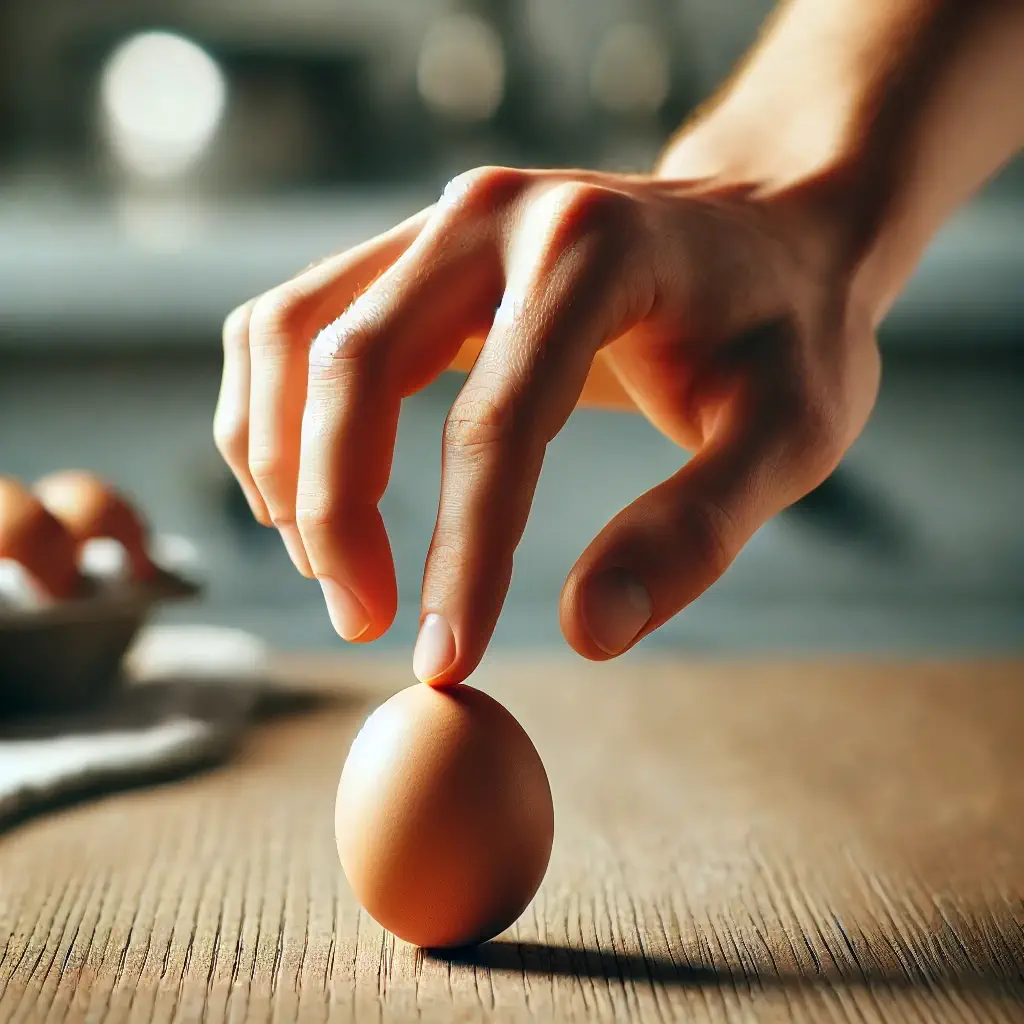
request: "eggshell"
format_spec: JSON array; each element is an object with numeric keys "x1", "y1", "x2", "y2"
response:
[
  {"x1": 0, "y1": 477, "x2": 78, "y2": 600},
  {"x1": 335, "y1": 682, "x2": 554, "y2": 949},
  {"x1": 34, "y1": 471, "x2": 155, "y2": 580}
]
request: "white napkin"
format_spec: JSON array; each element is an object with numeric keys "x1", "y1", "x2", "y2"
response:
[{"x1": 0, "y1": 624, "x2": 271, "y2": 830}]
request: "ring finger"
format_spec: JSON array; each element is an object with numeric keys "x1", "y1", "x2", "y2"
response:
[{"x1": 247, "y1": 207, "x2": 435, "y2": 575}]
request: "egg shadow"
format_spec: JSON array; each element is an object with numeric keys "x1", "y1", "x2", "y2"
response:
[
  {"x1": 429, "y1": 938, "x2": 1024, "y2": 997},
  {"x1": 430, "y1": 939, "x2": 717, "y2": 986}
]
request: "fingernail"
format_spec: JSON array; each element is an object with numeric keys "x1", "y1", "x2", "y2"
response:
[
  {"x1": 318, "y1": 577, "x2": 370, "y2": 641},
  {"x1": 278, "y1": 523, "x2": 313, "y2": 577},
  {"x1": 582, "y1": 568, "x2": 653, "y2": 655},
  {"x1": 413, "y1": 613, "x2": 457, "y2": 684}
]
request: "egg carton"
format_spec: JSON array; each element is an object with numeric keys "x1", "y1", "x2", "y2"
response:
[{"x1": 0, "y1": 537, "x2": 201, "y2": 717}]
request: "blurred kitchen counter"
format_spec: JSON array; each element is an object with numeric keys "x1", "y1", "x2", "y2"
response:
[{"x1": 1, "y1": 187, "x2": 1023, "y2": 349}]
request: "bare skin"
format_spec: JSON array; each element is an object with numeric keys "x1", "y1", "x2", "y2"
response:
[{"x1": 214, "y1": 0, "x2": 1024, "y2": 685}]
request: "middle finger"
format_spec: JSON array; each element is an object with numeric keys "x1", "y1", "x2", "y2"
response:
[{"x1": 415, "y1": 182, "x2": 650, "y2": 684}]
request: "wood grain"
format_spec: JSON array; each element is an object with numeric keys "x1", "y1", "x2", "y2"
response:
[{"x1": 2, "y1": 656, "x2": 1024, "y2": 1022}]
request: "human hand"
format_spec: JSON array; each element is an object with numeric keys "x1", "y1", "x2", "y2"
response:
[{"x1": 215, "y1": 164, "x2": 880, "y2": 684}]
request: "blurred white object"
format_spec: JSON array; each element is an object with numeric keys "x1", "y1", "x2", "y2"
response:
[
  {"x1": 0, "y1": 560, "x2": 49, "y2": 609},
  {"x1": 0, "y1": 532, "x2": 201, "y2": 612},
  {"x1": 0, "y1": 719, "x2": 213, "y2": 807},
  {"x1": 127, "y1": 624, "x2": 269, "y2": 681},
  {"x1": 115, "y1": 195, "x2": 210, "y2": 254},
  {"x1": 100, "y1": 31, "x2": 227, "y2": 180},
  {"x1": 150, "y1": 533, "x2": 202, "y2": 573},
  {"x1": 78, "y1": 537, "x2": 130, "y2": 579},
  {"x1": 590, "y1": 23, "x2": 670, "y2": 116},
  {"x1": 0, "y1": 624, "x2": 268, "y2": 830},
  {"x1": 417, "y1": 13, "x2": 505, "y2": 123},
  {"x1": 77, "y1": 532, "x2": 199, "y2": 581}
]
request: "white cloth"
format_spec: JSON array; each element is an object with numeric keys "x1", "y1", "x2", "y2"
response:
[{"x1": 0, "y1": 624, "x2": 271, "y2": 829}]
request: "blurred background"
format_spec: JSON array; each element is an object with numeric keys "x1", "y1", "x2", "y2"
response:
[{"x1": 0, "y1": 0, "x2": 1021, "y2": 655}]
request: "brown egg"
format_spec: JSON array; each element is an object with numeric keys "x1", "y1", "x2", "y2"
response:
[
  {"x1": 0, "y1": 477, "x2": 78, "y2": 599},
  {"x1": 335, "y1": 682, "x2": 554, "y2": 949},
  {"x1": 33, "y1": 471, "x2": 155, "y2": 580}
]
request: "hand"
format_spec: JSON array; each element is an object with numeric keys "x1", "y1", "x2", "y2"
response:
[{"x1": 214, "y1": 165, "x2": 880, "y2": 684}]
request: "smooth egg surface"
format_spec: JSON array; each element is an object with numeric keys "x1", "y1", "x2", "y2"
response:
[{"x1": 335, "y1": 682, "x2": 554, "y2": 949}]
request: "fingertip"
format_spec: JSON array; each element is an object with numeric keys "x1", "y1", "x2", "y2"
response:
[
  {"x1": 414, "y1": 574, "x2": 509, "y2": 687},
  {"x1": 317, "y1": 574, "x2": 399, "y2": 646},
  {"x1": 356, "y1": 579, "x2": 400, "y2": 645},
  {"x1": 412, "y1": 612, "x2": 458, "y2": 684},
  {"x1": 318, "y1": 577, "x2": 371, "y2": 641},
  {"x1": 559, "y1": 568, "x2": 598, "y2": 659},
  {"x1": 301, "y1": 503, "x2": 399, "y2": 645},
  {"x1": 241, "y1": 481, "x2": 273, "y2": 526},
  {"x1": 559, "y1": 564, "x2": 653, "y2": 661},
  {"x1": 562, "y1": 437, "x2": 775, "y2": 661},
  {"x1": 581, "y1": 566, "x2": 653, "y2": 655},
  {"x1": 276, "y1": 521, "x2": 314, "y2": 577}
]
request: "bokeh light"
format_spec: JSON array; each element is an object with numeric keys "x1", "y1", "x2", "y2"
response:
[
  {"x1": 100, "y1": 30, "x2": 227, "y2": 180},
  {"x1": 417, "y1": 13, "x2": 506, "y2": 124},
  {"x1": 590, "y1": 23, "x2": 671, "y2": 117}
]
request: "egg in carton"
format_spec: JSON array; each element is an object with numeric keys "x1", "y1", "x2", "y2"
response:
[{"x1": 0, "y1": 472, "x2": 201, "y2": 717}]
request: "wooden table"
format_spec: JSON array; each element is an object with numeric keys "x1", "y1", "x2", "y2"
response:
[{"x1": 2, "y1": 656, "x2": 1023, "y2": 1022}]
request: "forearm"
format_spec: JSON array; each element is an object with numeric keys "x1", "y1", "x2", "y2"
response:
[{"x1": 658, "y1": 0, "x2": 1024, "y2": 322}]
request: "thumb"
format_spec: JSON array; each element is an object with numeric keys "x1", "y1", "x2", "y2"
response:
[{"x1": 560, "y1": 408, "x2": 838, "y2": 660}]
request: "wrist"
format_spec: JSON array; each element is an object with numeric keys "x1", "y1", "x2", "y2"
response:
[
  {"x1": 655, "y1": 0, "x2": 1024, "y2": 327},
  {"x1": 655, "y1": 104, "x2": 896, "y2": 326}
]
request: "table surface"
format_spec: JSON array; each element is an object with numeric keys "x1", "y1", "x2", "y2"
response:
[{"x1": 2, "y1": 656, "x2": 1023, "y2": 1023}]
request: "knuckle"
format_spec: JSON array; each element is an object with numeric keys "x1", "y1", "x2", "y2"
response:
[
  {"x1": 212, "y1": 416, "x2": 247, "y2": 463},
  {"x1": 443, "y1": 389, "x2": 515, "y2": 457},
  {"x1": 545, "y1": 182, "x2": 633, "y2": 242},
  {"x1": 441, "y1": 165, "x2": 522, "y2": 214},
  {"x1": 247, "y1": 450, "x2": 288, "y2": 488},
  {"x1": 248, "y1": 287, "x2": 307, "y2": 353},
  {"x1": 295, "y1": 500, "x2": 339, "y2": 543},
  {"x1": 781, "y1": 390, "x2": 847, "y2": 476},
  {"x1": 308, "y1": 308, "x2": 383, "y2": 379},
  {"x1": 426, "y1": 541, "x2": 472, "y2": 582},
  {"x1": 753, "y1": 337, "x2": 850, "y2": 481},
  {"x1": 294, "y1": 505, "x2": 328, "y2": 532},
  {"x1": 222, "y1": 301, "x2": 254, "y2": 351}
]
